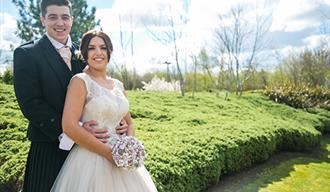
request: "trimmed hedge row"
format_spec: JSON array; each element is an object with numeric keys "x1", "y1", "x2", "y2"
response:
[
  {"x1": 0, "y1": 83, "x2": 29, "y2": 192},
  {"x1": 129, "y1": 91, "x2": 327, "y2": 191},
  {"x1": 0, "y1": 83, "x2": 329, "y2": 192}
]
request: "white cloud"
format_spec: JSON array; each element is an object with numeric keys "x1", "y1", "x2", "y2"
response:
[
  {"x1": 319, "y1": 0, "x2": 330, "y2": 5},
  {"x1": 270, "y1": 0, "x2": 320, "y2": 32},
  {"x1": 186, "y1": 0, "x2": 275, "y2": 54},
  {"x1": 92, "y1": 0, "x2": 330, "y2": 74},
  {"x1": 303, "y1": 34, "x2": 330, "y2": 48},
  {"x1": 106, "y1": 0, "x2": 186, "y2": 30},
  {"x1": 109, "y1": 38, "x2": 173, "y2": 75},
  {"x1": 95, "y1": 8, "x2": 120, "y2": 33},
  {"x1": 0, "y1": 12, "x2": 20, "y2": 50},
  {"x1": 96, "y1": 0, "x2": 190, "y2": 74}
]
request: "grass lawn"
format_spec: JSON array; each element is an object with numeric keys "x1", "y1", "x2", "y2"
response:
[
  {"x1": 259, "y1": 135, "x2": 330, "y2": 192},
  {"x1": 207, "y1": 135, "x2": 330, "y2": 192}
]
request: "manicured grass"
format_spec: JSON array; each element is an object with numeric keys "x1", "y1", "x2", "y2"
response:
[
  {"x1": 207, "y1": 135, "x2": 330, "y2": 192},
  {"x1": 260, "y1": 162, "x2": 330, "y2": 192},
  {"x1": 258, "y1": 136, "x2": 330, "y2": 192}
]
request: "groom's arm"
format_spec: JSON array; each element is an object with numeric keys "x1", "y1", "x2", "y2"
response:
[
  {"x1": 82, "y1": 120, "x2": 110, "y2": 143},
  {"x1": 80, "y1": 120, "x2": 128, "y2": 142}
]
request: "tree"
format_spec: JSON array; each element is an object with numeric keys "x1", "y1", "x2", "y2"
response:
[
  {"x1": 191, "y1": 55, "x2": 197, "y2": 98},
  {"x1": 213, "y1": 4, "x2": 272, "y2": 96},
  {"x1": 142, "y1": 2, "x2": 187, "y2": 96},
  {"x1": 197, "y1": 48, "x2": 221, "y2": 91},
  {"x1": 280, "y1": 49, "x2": 329, "y2": 87},
  {"x1": 317, "y1": 0, "x2": 330, "y2": 50},
  {"x1": 116, "y1": 13, "x2": 139, "y2": 90},
  {"x1": 12, "y1": 0, "x2": 99, "y2": 42}
]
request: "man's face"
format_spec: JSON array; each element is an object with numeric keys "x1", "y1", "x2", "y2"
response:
[{"x1": 40, "y1": 5, "x2": 73, "y2": 44}]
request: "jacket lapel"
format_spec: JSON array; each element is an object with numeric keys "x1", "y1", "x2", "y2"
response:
[{"x1": 38, "y1": 35, "x2": 72, "y2": 90}]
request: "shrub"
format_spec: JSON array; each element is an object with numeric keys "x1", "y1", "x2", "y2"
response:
[
  {"x1": 2, "y1": 69, "x2": 13, "y2": 85},
  {"x1": 264, "y1": 84, "x2": 330, "y2": 110}
]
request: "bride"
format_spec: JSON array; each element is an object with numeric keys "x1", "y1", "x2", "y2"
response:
[{"x1": 51, "y1": 30, "x2": 157, "y2": 192}]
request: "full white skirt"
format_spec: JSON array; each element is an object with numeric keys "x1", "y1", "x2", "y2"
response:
[{"x1": 51, "y1": 145, "x2": 158, "y2": 192}]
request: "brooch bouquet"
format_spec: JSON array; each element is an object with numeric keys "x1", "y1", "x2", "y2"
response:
[{"x1": 111, "y1": 136, "x2": 146, "y2": 170}]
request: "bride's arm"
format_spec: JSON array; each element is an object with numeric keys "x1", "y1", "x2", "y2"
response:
[
  {"x1": 122, "y1": 90, "x2": 134, "y2": 136},
  {"x1": 123, "y1": 112, "x2": 134, "y2": 136},
  {"x1": 62, "y1": 77, "x2": 114, "y2": 163}
]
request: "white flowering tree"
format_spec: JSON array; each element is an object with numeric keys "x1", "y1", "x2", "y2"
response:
[{"x1": 142, "y1": 76, "x2": 181, "y2": 92}]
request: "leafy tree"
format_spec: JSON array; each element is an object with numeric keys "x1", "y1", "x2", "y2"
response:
[
  {"x1": 12, "y1": 0, "x2": 100, "y2": 43},
  {"x1": 271, "y1": 48, "x2": 330, "y2": 87}
]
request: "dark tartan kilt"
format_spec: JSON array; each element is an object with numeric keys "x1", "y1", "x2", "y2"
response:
[{"x1": 22, "y1": 142, "x2": 69, "y2": 192}]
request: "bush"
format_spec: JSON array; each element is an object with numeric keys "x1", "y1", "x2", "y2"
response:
[
  {"x1": 264, "y1": 84, "x2": 330, "y2": 110},
  {"x1": 2, "y1": 69, "x2": 13, "y2": 85}
]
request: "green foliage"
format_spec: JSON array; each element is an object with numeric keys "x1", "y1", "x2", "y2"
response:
[
  {"x1": 11, "y1": 0, "x2": 100, "y2": 42},
  {"x1": 2, "y1": 69, "x2": 13, "y2": 85},
  {"x1": 128, "y1": 91, "x2": 327, "y2": 191},
  {"x1": 243, "y1": 69, "x2": 270, "y2": 91},
  {"x1": 109, "y1": 67, "x2": 144, "y2": 90},
  {"x1": 264, "y1": 84, "x2": 330, "y2": 111},
  {"x1": 0, "y1": 83, "x2": 28, "y2": 191},
  {"x1": 1, "y1": 82, "x2": 329, "y2": 191},
  {"x1": 184, "y1": 73, "x2": 215, "y2": 92},
  {"x1": 268, "y1": 48, "x2": 330, "y2": 88}
]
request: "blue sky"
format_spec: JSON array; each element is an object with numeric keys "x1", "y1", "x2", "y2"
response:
[{"x1": 1, "y1": 0, "x2": 329, "y2": 74}]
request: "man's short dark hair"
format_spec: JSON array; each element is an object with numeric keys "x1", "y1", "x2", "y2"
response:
[
  {"x1": 40, "y1": 0, "x2": 72, "y2": 16},
  {"x1": 80, "y1": 30, "x2": 113, "y2": 62}
]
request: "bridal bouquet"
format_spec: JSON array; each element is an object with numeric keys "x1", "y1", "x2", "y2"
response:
[{"x1": 111, "y1": 136, "x2": 146, "y2": 170}]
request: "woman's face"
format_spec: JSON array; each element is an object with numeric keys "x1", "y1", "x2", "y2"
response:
[{"x1": 87, "y1": 36, "x2": 110, "y2": 70}]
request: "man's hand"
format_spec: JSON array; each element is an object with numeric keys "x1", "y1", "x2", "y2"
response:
[
  {"x1": 116, "y1": 119, "x2": 128, "y2": 135},
  {"x1": 82, "y1": 120, "x2": 109, "y2": 143}
]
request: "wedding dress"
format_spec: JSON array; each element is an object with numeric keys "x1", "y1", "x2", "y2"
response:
[{"x1": 51, "y1": 73, "x2": 157, "y2": 192}]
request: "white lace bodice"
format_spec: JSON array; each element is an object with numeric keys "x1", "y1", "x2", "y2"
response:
[{"x1": 74, "y1": 73, "x2": 129, "y2": 147}]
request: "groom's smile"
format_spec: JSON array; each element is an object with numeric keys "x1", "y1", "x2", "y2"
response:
[{"x1": 40, "y1": 5, "x2": 73, "y2": 44}]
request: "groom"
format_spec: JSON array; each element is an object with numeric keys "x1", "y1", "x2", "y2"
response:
[{"x1": 13, "y1": 0, "x2": 127, "y2": 191}]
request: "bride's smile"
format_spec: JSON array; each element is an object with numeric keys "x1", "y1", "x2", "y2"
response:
[{"x1": 86, "y1": 36, "x2": 110, "y2": 70}]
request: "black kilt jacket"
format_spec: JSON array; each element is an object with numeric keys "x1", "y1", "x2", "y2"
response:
[{"x1": 13, "y1": 35, "x2": 86, "y2": 142}]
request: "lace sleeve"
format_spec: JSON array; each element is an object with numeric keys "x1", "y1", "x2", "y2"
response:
[{"x1": 70, "y1": 73, "x2": 91, "y2": 99}]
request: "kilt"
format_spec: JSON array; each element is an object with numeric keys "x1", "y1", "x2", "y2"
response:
[{"x1": 22, "y1": 142, "x2": 69, "y2": 192}]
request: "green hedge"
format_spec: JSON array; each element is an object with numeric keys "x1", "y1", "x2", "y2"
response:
[
  {"x1": 129, "y1": 91, "x2": 326, "y2": 191},
  {"x1": 0, "y1": 83, "x2": 29, "y2": 192},
  {"x1": 1, "y1": 84, "x2": 329, "y2": 192}
]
